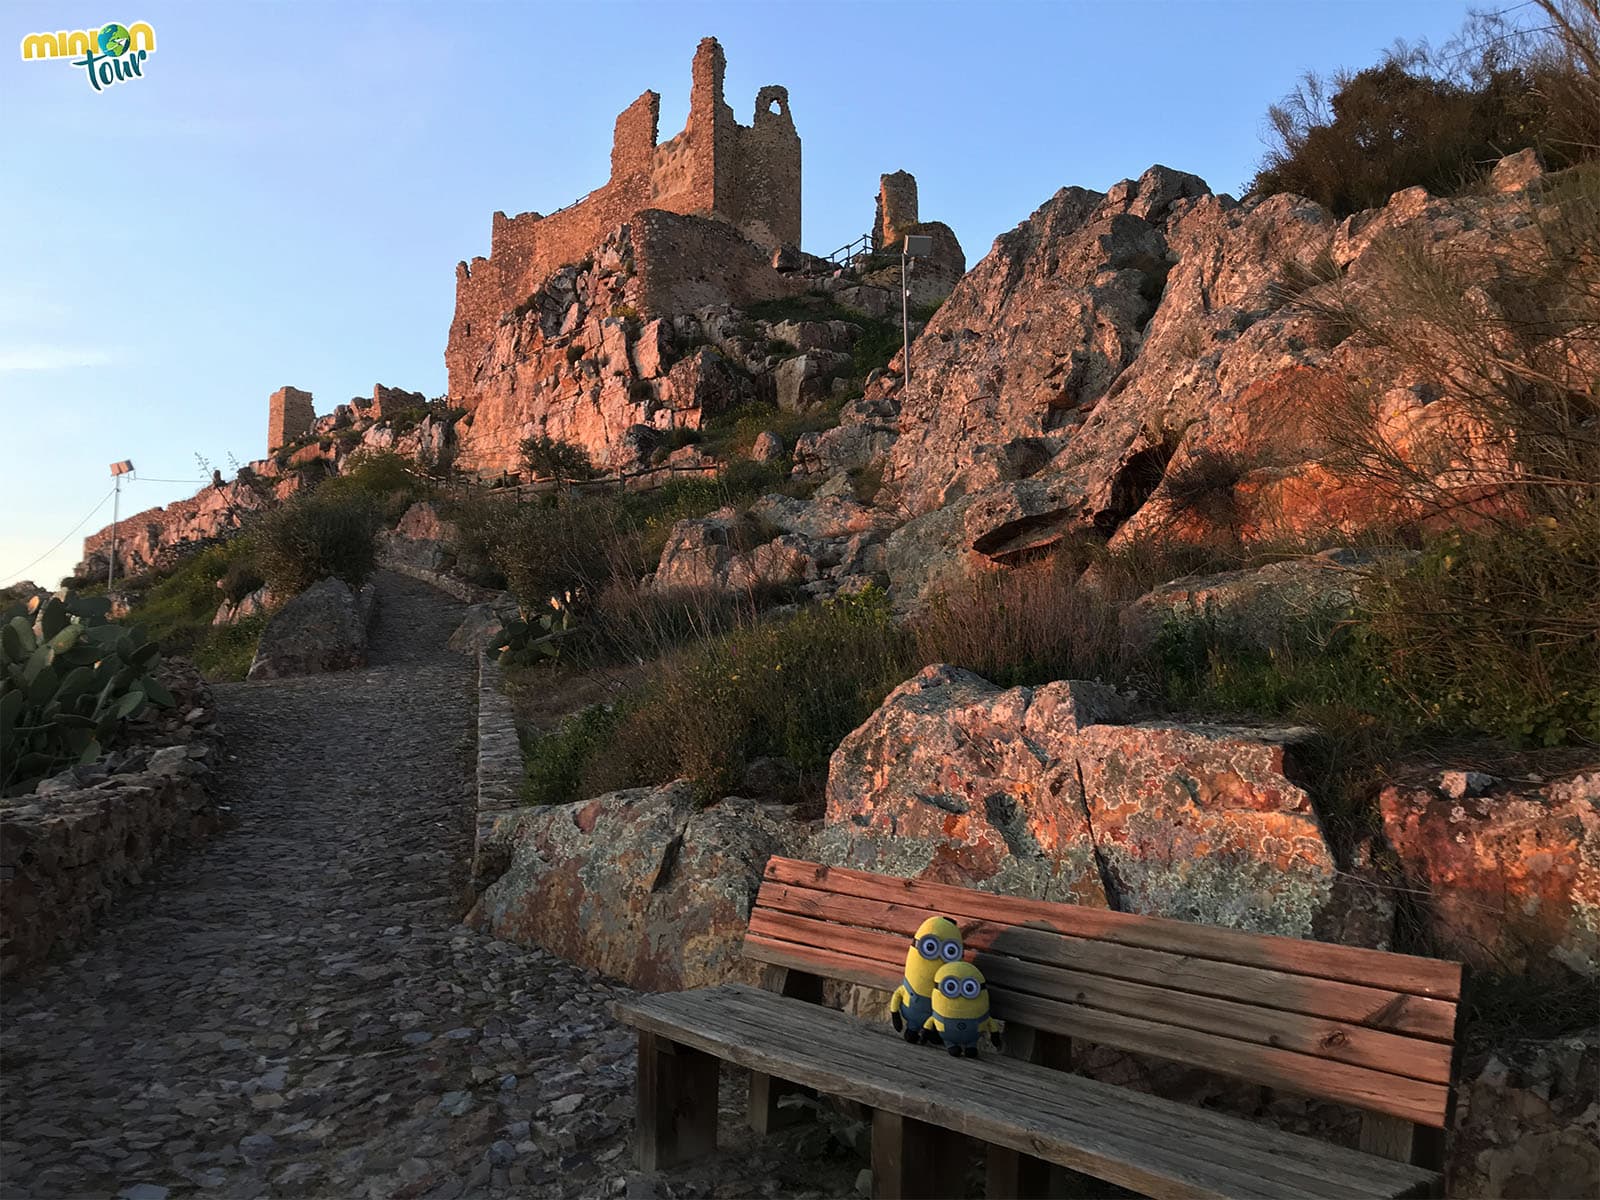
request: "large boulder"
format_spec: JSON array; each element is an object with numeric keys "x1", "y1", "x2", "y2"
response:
[
  {"x1": 467, "y1": 782, "x2": 796, "y2": 991},
  {"x1": 246, "y1": 577, "x2": 375, "y2": 679},
  {"x1": 1381, "y1": 766, "x2": 1600, "y2": 980},
  {"x1": 813, "y1": 664, "x2": 1368, "y2": 940},
  {"x1": 379, "y1": 501, "x2": 460, "y2": 573},
  {"x1": 446, "y1": 592, "x2": 521, "y2": 657},
  {"x1": 1118, "y1": 549, "x2": 1382, "y2": 655}
]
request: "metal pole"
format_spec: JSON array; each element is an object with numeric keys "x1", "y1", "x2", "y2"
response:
[
  {"x1": 901, "y1": 247, "x2": 911, "y2": 386},
  {"x1": 108, "y1": 474, "x2": 119, "y2": 588}
]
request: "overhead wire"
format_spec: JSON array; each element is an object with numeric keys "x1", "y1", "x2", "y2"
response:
[{"x1": 1, "y1": 486, "x2": 117, "y2": 583}]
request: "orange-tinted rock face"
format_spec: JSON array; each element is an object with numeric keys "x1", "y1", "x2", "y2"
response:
[
  {"x1": 873, "y1": 155, "x2": 1576, "y2": 606},
  {"x1": 451, "y1": 218, "x2": 796, "y2": 477},
  {"x1": 813, "y1": 663, "x2": 1366, "y2": 940},
  {"x1": 1381, "y1": 768, "x2": 1600, "y2": 980}
]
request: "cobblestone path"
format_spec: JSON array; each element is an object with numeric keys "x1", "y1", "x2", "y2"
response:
[{"x1": 1, "y1": 571, "x2": 862, "y2": 1200}]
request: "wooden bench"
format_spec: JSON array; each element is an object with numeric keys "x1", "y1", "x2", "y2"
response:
[{"x1": 615, "y1": 857, "x2": 1464, "y2": 1199}]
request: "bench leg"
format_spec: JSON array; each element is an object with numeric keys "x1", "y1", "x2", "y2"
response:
[
  {"x1": 986, "y1": 1028, "x2": 1073, "y2": 1198},
  {"x1": 749, "y1": 966, "x2": 823, "y2": 1134},
  {"x1": 986, "y1": 1144, "x2": 1055, "y2": 1199},
  {"x1": 1361, "y1": 1114, "x2": 1446, "y2": 1198},
  {"x1": 872, "y1": 1109, "x2": 970, "y2": 1200},
  {"x1": 749, "y1": 1070, "x2": 816, "y2": 1134},
  {"x1": 635, "y1": 1031, "x2": 719, "y2": 1172}
]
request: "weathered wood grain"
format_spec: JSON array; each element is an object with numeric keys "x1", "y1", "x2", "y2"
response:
[
  {"x1": 763, "y1": 858, "x2": 1461, "y2": 999},
  {"x1": 616, "y1": 986, "x2": 1441, "y2": 1200}
]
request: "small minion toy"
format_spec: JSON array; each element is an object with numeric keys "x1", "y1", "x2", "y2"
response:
[
  {"x1": 889, "y1": 916, "x2": 963, "y2": 1043},
  {"x1": 927, "y1": 960, "x2": 1001, "y2": 1057}
]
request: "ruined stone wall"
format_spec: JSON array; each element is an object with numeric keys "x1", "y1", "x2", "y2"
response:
[
  {"x1": 267, "y1": 386, "x2": 315, "y2": 453},
  {"x1": 632, "y1": 209, "x2": 802, "y2": 315},
  {"x1": 731, "y1": 88, "x2": 801, "y2": 250},
  {"x1": 446, "y1": 37, "x2": 802, "y2": 397},
  {"x1": 365, "y1": 383, "x2": 426, "y2": 421}
]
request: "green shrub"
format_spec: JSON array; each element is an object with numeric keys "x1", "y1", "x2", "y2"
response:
[
  {"x1": 126, "y1": 541, "x2": 256, "y2": 659},
  {"x1": 323, "y1": 449, "x2": 429, "y2": 523},
  {"x1": 522, "y1": 704, "x2": 622, "y2": 805},
  {"x1": 1152, "y1": 606, "x2": 1393, "y2": 720},
  {"x1": 193, "y1": 614, "x2": 267, "y2": 682},
  {"x1": 1251, "y1": 8, "x2": 1597, "y2": 214},
  {"x1": 253, "y1": 493, "x2": 379, "y2": 599},
  {"x1": 577, "y1": 590, "x2": 915, "y2": 804},
  {"x1": 1364, "y1": 514, "x2": 1600, "y2": 745},
  {"x1": 520, "y1": 434, "x2": 598, "y2": 484},
  {"x1": 218, "y1": 555, "x2": 264, "y2": 604},
  {"x1": 697, "y1": 401, "x2": 842, "y2": 462},
  {"x1": 486, "y1": 495, "x2": 621, "y2": 609}
]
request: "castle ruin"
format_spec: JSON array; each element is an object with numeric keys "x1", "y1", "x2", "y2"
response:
[
  {"x1": 267, "y1": 386, "x2": 315, "y2": 453},
  {"x1": 445, "y1": 37, "x2": 801, "y2": 397}
]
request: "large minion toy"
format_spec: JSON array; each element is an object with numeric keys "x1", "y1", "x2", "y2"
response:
[
  {"x1": 927, "y1": 960, "x2": 1001, "y2": 1057},
  {"x1": 889, "y1": 916, "x2": 963, "y2": 1043}
]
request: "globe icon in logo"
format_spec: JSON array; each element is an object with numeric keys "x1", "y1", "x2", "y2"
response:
[{"x1": 98, "y1": 23, "x2": 131, "y2": 56}]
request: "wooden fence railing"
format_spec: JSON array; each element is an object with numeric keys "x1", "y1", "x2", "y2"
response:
[{"x1": 419, "y1": 459, "x2": 723, "y2": 505}]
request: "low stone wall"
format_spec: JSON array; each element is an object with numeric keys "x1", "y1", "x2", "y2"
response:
[
  {"x1": 0, "y1": 669, "x2": 224, "y2": 978},
  {"x1": 376, "y1": 552, "x2": 497, "y2": 606},
  {"x1": 470, "y1": 652, "x2": 525, "y2": 895}
]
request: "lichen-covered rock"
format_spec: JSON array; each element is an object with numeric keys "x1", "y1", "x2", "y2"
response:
[
  {"x1": 1072, "y1": 721, "x2": 1337, "y2": 934},
  {"x1": 1118, "y1": 549, "x2": 1385, "y2": 654},
  {"x1": 812, "y1": 665, "x2": 1124, "y2": 904},
  {"x1": 816, "y1": 663, "x2": 1361, "y2": 939},
  {"x1": 467, "y1": 782, "x2": 796, "y2": 991},
  {"x1": 246, "y1": 578, "x2": 376, "y2": 680},
  {"x1": 1381, "y1": 767, "x2": 1600, "y2": 980},
  {"x1": 651, "y1": 508, "x2": 744, "y2": 591}
]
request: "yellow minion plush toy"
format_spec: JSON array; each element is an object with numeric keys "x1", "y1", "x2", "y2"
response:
[
  {"x1": 927, "y1": 960, "x2": 1001, "y2": 1057},
  {"x1": 889, "y1": 916, "x2": 963, "y2": 1044}
]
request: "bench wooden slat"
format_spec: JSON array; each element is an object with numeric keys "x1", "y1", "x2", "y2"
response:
[
  {"x1": 765, "y1": 858, "x2": 1461, "y2": 1000},
  {"x1": 616, "y1": 986, "x2": 1440, "y2": 1200},
  {"x1": 748, "y1": 907, "x2": 1453, "y2": 1085},
  {"x1": 708, "y1": 983, "x2": 1410, "y2": 1180},
  {"x1": 629, "y1": 988, "x2": 1333, "y2": 1200},
  {"x1": 745, "y1": 914, "x2": 1450, "y2": 1127},
  {"x1": 755, "y1": 880, "x2": 1457, "y2": 1041}
]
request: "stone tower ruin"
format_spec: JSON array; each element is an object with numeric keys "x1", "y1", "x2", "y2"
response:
[
  {"x1": 445, "y1": 37, "x2": 802, "y2": 397},
  {"x1": 267, "y1": 386, "x2": 315, "y2": 453},
  {"x1": 873, "y1": 170, "x2": 920, "y2": 250}
]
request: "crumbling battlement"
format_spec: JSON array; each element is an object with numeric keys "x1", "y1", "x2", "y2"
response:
[{"x1": 446, "y1": 37, "x2": 801, "y2": 398}]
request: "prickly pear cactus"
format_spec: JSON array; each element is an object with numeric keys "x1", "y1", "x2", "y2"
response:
[{"x1": 0, "y1": 590, "x2": 174, "y2": 797}]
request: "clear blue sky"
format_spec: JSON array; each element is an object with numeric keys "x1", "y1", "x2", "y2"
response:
[{"x1": 1, "y1": 0, "x2": 1481, "y2": 589}]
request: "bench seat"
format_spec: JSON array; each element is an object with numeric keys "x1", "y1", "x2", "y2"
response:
[{"x1": 618, "y1": 984, "x2": 1441, "y2": 1200}]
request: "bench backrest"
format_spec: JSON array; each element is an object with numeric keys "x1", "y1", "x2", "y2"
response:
[{"x1": 744, "y1": 857, "x2": 1462, "y2": 1131}]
